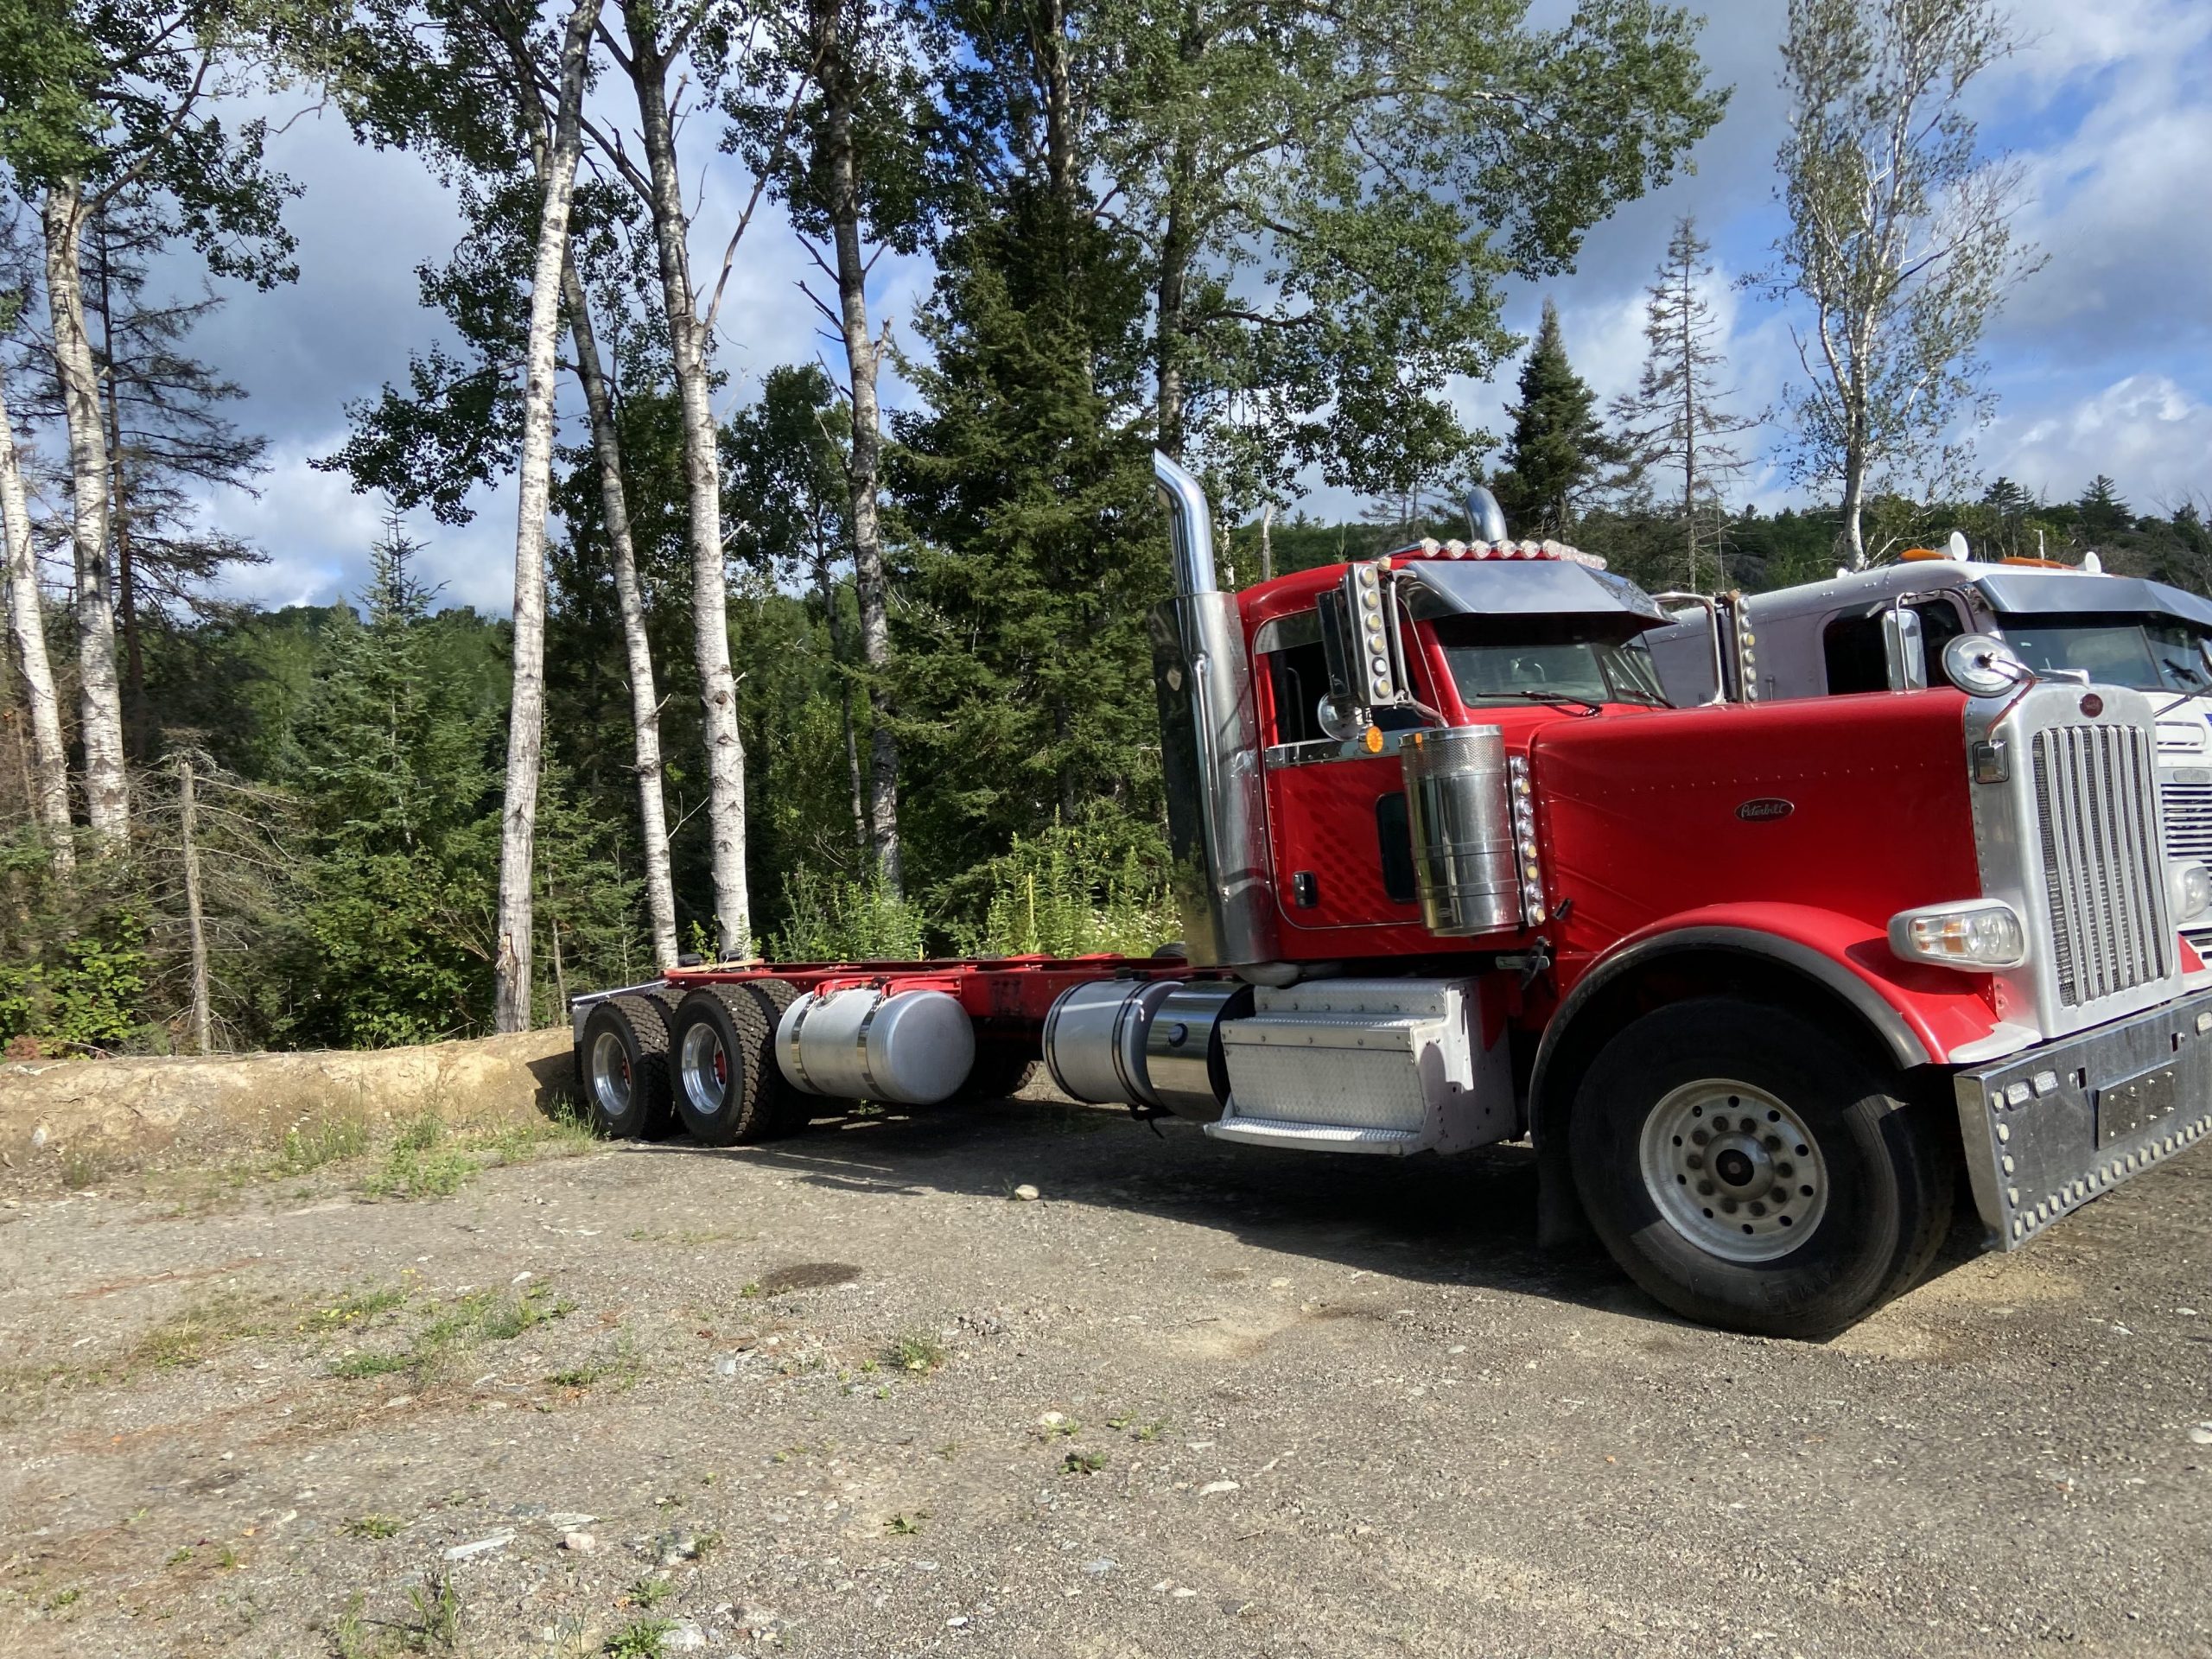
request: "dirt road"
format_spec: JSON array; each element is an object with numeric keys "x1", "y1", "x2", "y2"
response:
[{"x1": 3, "y1": 1083, "x2": 2209, "y2": 1657}]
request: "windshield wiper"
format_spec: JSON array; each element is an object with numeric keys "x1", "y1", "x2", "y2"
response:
[{"x1": 1488, "y1": 690, "x2": 1604, "y2": 716}]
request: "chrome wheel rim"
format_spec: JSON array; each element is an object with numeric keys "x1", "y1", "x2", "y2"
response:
[
  {"x1": 679, "y1": 1021, "x2": 728, "y2": 1116},
  {"x1": 1638, "y1": 1078, "x2": 1830, "y2": 1263},
  {"x1": 589, "y1": 1030, "x2": 632, "y2": 1116}
]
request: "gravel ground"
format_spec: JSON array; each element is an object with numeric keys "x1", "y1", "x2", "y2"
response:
[{"x1": 3, "y1": 1082, "x2": 2210, "y2": 1659}]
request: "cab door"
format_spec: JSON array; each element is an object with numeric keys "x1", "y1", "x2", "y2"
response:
[{"x1": 1255, "y1": 606, "x2": 1430, "y2": 939}]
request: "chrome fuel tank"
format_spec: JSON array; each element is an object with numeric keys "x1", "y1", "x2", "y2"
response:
[{"x1": 1400, "y1": 724, "x2": 1519, "y2": 937}]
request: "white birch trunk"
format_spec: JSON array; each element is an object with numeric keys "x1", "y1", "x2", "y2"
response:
[
  {"x1": 42, "y1": 182, "x2": 128, "y2": 844},
  {"x1": 493, "y1": 0, "x2": 600, "y2": 1033},
  {"x1": 561, "y1": 254, "x2": 680, "y2": 969},
  {"x1": 824, "y1": 77, "x2": 902, "y2": 892},
  {"x1": 624, "y1": 2, "x2": 751, "y2": 956},
  {"x1": 0, "y1": 380, "x2": 71, "y2": 868}
]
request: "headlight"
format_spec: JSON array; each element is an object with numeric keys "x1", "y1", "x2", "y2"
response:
[
  {"x1": 2173, "y1": 863, "x2": 2212, "y2": 923},
  {"x1": 1888, "y1": 899, "x2": 2026, "y2": 971}
]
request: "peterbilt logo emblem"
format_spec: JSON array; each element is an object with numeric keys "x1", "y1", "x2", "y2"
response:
[{"x1": 1736, "y1": 798, "x2": 1795, "y2": 822}]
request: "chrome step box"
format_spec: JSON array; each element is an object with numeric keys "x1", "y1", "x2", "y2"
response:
[{"x1": 1206, "y1": 978, "x2": 1510, "y2": 1156}]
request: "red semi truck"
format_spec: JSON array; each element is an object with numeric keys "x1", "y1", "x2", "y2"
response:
[{"x1": 571, "y1": 457, "x2": 2212, "y2": 1338}]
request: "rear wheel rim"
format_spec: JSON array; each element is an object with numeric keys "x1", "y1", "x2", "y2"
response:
[
  {"x1": 589, "y1": 1030, "x2": 632, "y2": 1116},
  {"x1": 679, "y1": 1021, "x2": 729, "y2": 1116},
  {"x1": 1638, "y1": 1077, "x2": 1830, "y2": 1263}
]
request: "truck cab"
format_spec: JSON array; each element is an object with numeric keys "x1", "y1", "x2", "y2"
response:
[{"x1": 1645, "y1": 556, "x2": 2212, "y2": 957}]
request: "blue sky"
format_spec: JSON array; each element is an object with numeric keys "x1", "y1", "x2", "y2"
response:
[{"x1": 169, "y1": 0, "x2": 2212, "y2": 613}]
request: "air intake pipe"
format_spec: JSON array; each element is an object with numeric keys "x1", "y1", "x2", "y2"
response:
[{"x1": 1148, "y1": 453, "x2": 1278, "y2": 968}]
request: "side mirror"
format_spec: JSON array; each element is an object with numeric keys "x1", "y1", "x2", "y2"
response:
[
  {"x1": 1942, "y1": 632, "x2": 2031, "y2": 697},
  {"x1": 1883, "y1": 604, "x2": 1928, "y2": 691}
]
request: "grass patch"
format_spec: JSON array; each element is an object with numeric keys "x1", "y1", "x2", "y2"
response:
[
  {"x1": 627, "y1": 1575, "x2": 674, "y2": 1610},
  {"x1": 407, "y1": 1571, "x2": 463, "y2": 1651},
  {"x1": 276, "y1": 1116, "x2": 372, "y2": 1175},
  {"x1": 884, "y1": 1512, "x2": 925, "y2": 1535},
  {"x1": 123, "y1": 1294, "x2": 267, "y2": 1371},
  {"x1": 545, "y1": 1338, "x2": 643, "y2": 1394},
  {"x1": 363, "y1": 1113, "x2": 477, "y2": 1200},
  {"x1": 302, "y1": 1285, "x2": 408, "y2": 1334},
  {"x1": 361, "y1": 1105, "x2": 598, "y2": 1202},
  {"x1": 474, "y1": 1101, "x2": 595, "y2": 1166},
  {"x1": 881, "y1": 1332, "x2": 948, "y2": 1375},
  {"x1": 59, "y1": 1147, "x2": 112, "y2": 1190},
  {"x1": 604, "y1": 1617, "x2": 676, "y2": 1658},
  {"x1": 328, "y1": 1281, "x2": 569, "y2": 1389},
  {"x1": 343, "y1": 1514, "x2": 407, "y2": 1540},
  {"x1": 329, "y1": 1351, "x2": 415, "y2": 1379},
  {"x1": 1062, "y1": 1448, "x2": 1107, "y2": 1475}
]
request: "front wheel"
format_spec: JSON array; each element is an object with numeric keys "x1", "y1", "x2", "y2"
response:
[{"x1": 1568, "y1": 997, "x2": 1953, "y2": 1339}]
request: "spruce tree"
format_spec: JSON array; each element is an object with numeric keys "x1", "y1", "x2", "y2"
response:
[
  {"x1": 890, "y1": 181, "x2": 1166, "y2": 887},
  {"x1": 2078, "y1": 474, "x2": 2132, "y2": 538},
  {"x1": 1493, "y1": 300, "x2": 1612, "y2": 538}
]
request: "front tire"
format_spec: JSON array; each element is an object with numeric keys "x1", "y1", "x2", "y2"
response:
[{"x1": 1568, "y1": 997, "x2": 1953, "y2": 1339}]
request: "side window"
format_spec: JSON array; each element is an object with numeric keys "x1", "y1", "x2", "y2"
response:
[
  {"x1": 1822, "y1": 600, "x2": 1966, "y2": 695},
  {"x1": 1821, "y1": 613, "x2": 1888, "y2": 694},
  {"x1": 1268, "y1": 639, "x2": 1330, "y2": 745}
]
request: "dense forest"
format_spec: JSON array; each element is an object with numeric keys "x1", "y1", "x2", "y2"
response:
[{"x1": 0, "y1": 0, "x2": 2197, "y2": 1056}]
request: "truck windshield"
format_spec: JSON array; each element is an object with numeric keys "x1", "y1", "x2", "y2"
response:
[
  {"x1": 1431, "y1": 615, "x2": 1668, "y2": 709},
  {"x1": 1999, "y1": 613, "x2": 2212, "y2": 694}
]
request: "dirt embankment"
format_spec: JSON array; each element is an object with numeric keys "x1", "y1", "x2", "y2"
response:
[{"x1": 0, "y1": 1028, "x2": 575, "y2": 1190}]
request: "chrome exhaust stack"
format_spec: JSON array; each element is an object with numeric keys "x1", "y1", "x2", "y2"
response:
[{"x1": 1148, "y1": 452, "x2": 1278, "y2": 969}]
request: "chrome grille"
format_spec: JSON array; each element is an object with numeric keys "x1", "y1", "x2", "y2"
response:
[
  {"x1": 2031, "y1": 724, "x2": 2168, "y2": 1007},
  {"x1": 2161, "y1": 780, "x2": 2212, "y2": 861}
]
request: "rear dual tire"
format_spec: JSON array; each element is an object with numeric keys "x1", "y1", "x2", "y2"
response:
[
  {"x1": 669, "y1": 982, "x2": 811, "y2": 1145},
  {"x1": 579, "y1": 995, "x2": 676, "y2": 1140}
]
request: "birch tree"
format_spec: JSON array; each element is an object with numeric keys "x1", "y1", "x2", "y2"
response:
[
  {"x1": 0, "y1": 0, "x2": 302, "y2": 847},
  {"x1": 333, "y1": 0, "x2": 683, "y2": 972},
  {"x1": 593, "y1": 0, "x2": 800, "y2": 956},
  {"x1": 0, "y1": 370, "x2": 70, "y2": 865},
  {"x1": 1611, "y1": 216, "x2": 1756, "y2": 589},
  {"x1": 492, "y1": 0, "x2": 600, "y2": 1033},
  {"x1": 1078, "y1": 0, "x2": 1724, "y2": 505},
  {"x1": 733, "y1": 0, "x2": 936, "y2": 893},
  {"x1": 1764, "y1": 0, "x2": 2044, "y2": 569}
]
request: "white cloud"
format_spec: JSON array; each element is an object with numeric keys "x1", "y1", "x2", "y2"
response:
[
  {"x1": 207, "y1": 438, "x2": 516, "y2": 614},
  {"x1": 1986, "y1": 372, "x2": 2212, "y2": 506}
]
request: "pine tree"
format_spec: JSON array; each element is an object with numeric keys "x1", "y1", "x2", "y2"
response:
[
  {"x1": 289, "y1": 506, "x2": 500, "y2": 1046},
  {"x1": 890, "y1": 181, "x2": 1166, "y2": 884},
  {"x1": 2078, "y1": 474, "x2": 2131, "y2": 538},
  {"x1": 1493, "y1": 300, "x2": 1613, "y2": 538},
  {"x1": 1609, "y1": 217, "x2": 1756, "y2": 589}
]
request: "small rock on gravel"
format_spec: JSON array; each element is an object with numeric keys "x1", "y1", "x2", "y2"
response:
[
  {"x1": 664, "y1": 1623, "x2": 707, "y2": 1651},
  {"x1": 1083, "y1": 1559, "x2": 1116, "y2": 1576},
  {"x1": 442, "y1": 1530, "x2": 514, "y2": 1561},
  {"x1": 560, "y1": 1531, "x2": 594, "y2": 1553},
  {"x1": 1013, "y1": 1184, "x2": 1040, "y2": 1201},
  {"x1": 2189, "y1": 1424, "x2": 2212, "y2": 1446},
  {"x1": 1198, "y1": 1480, "x2": 1240, "y2": 1497}
]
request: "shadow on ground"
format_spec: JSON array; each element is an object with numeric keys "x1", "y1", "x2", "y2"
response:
[{"x1": 605, "y1": 1088, "x2": 1993, "y2": 1337}]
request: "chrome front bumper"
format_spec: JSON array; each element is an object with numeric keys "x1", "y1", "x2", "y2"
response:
[{"x1": 1955, "y1": 988, "x2": 2212, "y2": 1249}]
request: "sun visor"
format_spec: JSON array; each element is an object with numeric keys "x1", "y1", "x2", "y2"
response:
[
  {"x1": 1399, "y1": 559, "x2": 1675, "y2": 631},
  {"x1": 1972, "y1": 570, "x2": 2212, "y2": 631}
]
